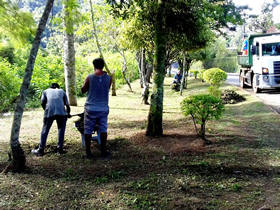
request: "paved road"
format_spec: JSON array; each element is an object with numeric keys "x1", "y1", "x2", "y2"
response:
[{"x1": 226, "y1": 73, "x2": 280, "y2": 114}]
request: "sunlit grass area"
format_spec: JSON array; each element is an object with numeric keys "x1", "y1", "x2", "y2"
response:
[{"x1": 1, "y1": 77, "x2": 280, "y2": 209}]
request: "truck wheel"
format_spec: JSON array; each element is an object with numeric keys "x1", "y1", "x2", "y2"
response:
[
  {"x1": 239, "y1": 74, "x2": 247, "y2": 88},
  {"x1": 252, "y1": 74, "x2": 261, "y2": 93}
]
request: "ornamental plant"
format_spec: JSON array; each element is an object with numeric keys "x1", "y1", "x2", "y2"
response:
[
  {"x1": 198, "y1": 69, "x2": 206, "y2": 82},
  {"x1": 203, "y1": 68, "x2": 227, "y2": 97},
  {"x1": 181, "y1": 94, "x2": 225, "y2": 142},
  {"x1": 203, "y1": 68, "x2": 227, "y2": 86},
  {"x1": 190, "y1": 69, "x2": 199, "y2": 79}
]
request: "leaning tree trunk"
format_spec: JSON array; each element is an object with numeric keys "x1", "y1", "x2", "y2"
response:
[
  {"x1": 146, "y1": 1, "x2": 166, "y2": 137},
  {"x1": 63, "y1": 0, "x2": 77, "y2": 106},
  {"x1": 115, "y1": 45, "x2": 133, "y2": 92},
  {"x1": 120, "y1": 49, "x2": 133, "y2": 92},
  {"x1": 9, "y1": 0, "x2": 54, "y2": 172},
  {"x1": 89, "y1": 0, "x2": 116, "y2": 96}
]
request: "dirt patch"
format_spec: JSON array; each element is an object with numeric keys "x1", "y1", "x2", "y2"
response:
[{"x1": 129, "y1": 131, "x2": 206, "y2": 154}]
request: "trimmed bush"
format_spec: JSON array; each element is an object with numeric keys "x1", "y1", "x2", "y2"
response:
[
  {"x1": 181, "y1": 94, "x2": 225, "y2": 141},
  {"x1": 203, "y1": 68, "x2": 227, "y2": 87},
  {"x1": 198, "y1": 69, "x2": 206, "y2": 81},
  {"x1": 190, "y1": 69, "x2": 199, "y2": 79},
  {"x1": 203, "y1": 68, "x2": 227, "y2": 97}
]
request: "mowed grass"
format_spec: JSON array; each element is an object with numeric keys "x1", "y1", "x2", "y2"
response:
[{"x1": 1, "y1": 77, "x2": 280, "y2": 209}]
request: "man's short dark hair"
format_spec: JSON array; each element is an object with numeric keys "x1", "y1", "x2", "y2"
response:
[
  {"x1": 50, "y1": 83, "x2": 60, "y2": 89},
  {"x1": 93, "y1": 58, "x2": 105, "y2": 69}
]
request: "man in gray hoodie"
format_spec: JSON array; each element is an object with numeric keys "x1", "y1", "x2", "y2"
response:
[{"x1": 32, "y1": 83, "x2": 70, "y2": 156}]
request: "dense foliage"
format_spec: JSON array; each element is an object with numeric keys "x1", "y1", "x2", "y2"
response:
[
  {"x1": 0, "y1": 59, "x2": 21, "y2": 112},
  {"x1": 0, "y1": 1, "x2": 139, "y2": 112},
  {"x1": 181, "y1": 94, "x2": 225, "y2": 140}
]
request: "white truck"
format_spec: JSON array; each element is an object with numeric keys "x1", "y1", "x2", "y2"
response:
[{"x1": 238, "y1": 33, "x2": 280, "y2": 93}]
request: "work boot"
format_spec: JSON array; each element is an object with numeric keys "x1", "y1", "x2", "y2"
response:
[
  {"x1": 31, "y1": 148, "x2": 44, "y2": 157},
  {"x1": 100, "y1": 151, "x2": 111, "y2": 160},
  {"x1": 85, "y1": 134, "x2": 93, "y2": 159},
  {"x1": 100, "y1": 132, "x2": 111, "y2": 159},
  {"x1": 55, "y1": 147, "x2": 67, "y2": 155}
]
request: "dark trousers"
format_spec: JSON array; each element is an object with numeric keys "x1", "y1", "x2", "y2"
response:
[{"x1": 39, "y1": 115, "x2": 67, "y2": 150}]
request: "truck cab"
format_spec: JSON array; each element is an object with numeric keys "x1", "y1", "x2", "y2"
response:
[{"x1": 238, "y1": 33, "x2": 280, "y2": 93}]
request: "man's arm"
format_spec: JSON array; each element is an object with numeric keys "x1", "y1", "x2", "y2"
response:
[
  {"x1": 109, "y1": 76, "x2": 112, "y2": 89},
  {"x1": 66, "y1": 105, "x2": 71, "y2": 117},
  {"x1": 63, "y1": 92, "x2": 71, "y2": 117},
  {"x1": 81, "y1": 76, "x2": 90, "y2": 94},
  {"x1": 41, "y1": 91, "x2": 47, "y2": 110}
]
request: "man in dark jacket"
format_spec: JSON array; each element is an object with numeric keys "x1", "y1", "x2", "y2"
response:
[{"x1": 32, "y1": 83, "x2": 70, "y2": 156}]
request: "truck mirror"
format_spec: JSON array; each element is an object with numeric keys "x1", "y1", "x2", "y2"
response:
[{"x1": 251, "y1": 46, "x2": 257, "y2": 55}]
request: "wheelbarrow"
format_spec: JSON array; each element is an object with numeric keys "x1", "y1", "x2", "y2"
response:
[{"x1": 71, "y1": 113, "x2": 101, "y2": 147}]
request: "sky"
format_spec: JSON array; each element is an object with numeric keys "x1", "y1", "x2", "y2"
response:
[{"x1": 232, "y1": 0, "x2": 280, "y2": 23}]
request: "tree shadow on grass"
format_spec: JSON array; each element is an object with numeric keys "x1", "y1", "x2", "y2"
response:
[{"x1": 2, "y1": 128, "x2": 280, "y2": 209}]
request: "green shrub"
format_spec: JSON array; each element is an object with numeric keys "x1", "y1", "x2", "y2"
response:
[
  {"x1": 0, "y1": 59, "x2": 21, "y2": 112},
  {"x1": 203, "y1": 68, "x2": 227, "y2": 97},
  {"x1": 0, "y1": 44, "x2": 15, "y2": 64},
  {"x1": 203, "y1": 68, "x2": 227, "y2": 87},
  {"x1": 198, "y1": 69, "x2": 206, "y2": 81},
  {"x1": 190, "y1": 69, "x2": 199, "y2": 79},
  {"x1": 181, "y1": 94, "x2": 225, "y2": 141}
]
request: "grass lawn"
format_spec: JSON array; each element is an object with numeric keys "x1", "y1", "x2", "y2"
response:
[{"x1": 1, "y1": 77, "x2": 280, "y2": 209}]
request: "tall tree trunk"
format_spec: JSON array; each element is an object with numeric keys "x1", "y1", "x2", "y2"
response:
[
  {"x1": 180, "y1": 53, "x2": 186, "y2": 96},
  {"x1": 146, "y1": 52, "x2": 153, "y2": 83},
  {"x1": 89, "y1": 0, "x2": 116, "y2": 96},
  {"x1": 184, "y1": 61, "x2": 191, "y2": 89},
  {"x1": 136, "y1": 51, "x2": 144, "y2": 88},
  {"x1": 63, "y1": 0, "x2": 77, "y2": 106},
  {"x1": 9, "y1": 0, "x2": 54, "y2": 172},
  {"x1": 146, "y1": 1, "x2": 166, "y2": 137},
  {"x1": 168, "y1": 65, "x2": 171, "y2": 77},
  {"x1": 180, "y1": 53, "x2": 192, "y2": 95},
  {"x1": 200, "y1": 120, "x2": 206, "y2": 140},
  {"x1": 140, "y1": 48, "x2": 149, "y2": 104}
]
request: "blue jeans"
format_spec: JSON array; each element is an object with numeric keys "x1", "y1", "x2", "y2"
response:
[{"x1": 39, "y1": 115, "x2": 67, "y2": 150}]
